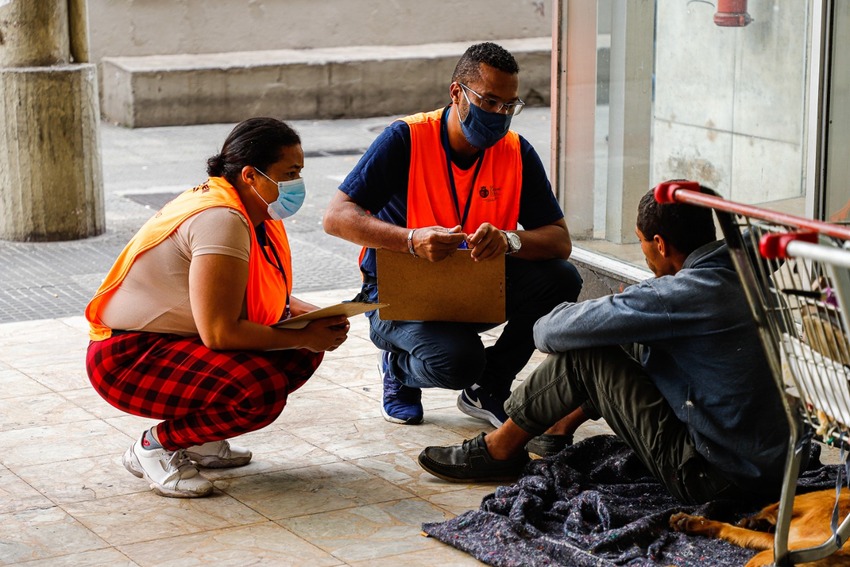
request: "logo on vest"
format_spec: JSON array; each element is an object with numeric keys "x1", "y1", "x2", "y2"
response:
[{"x1": 478, "y1": 185, "x2": 500, "y2": 202}]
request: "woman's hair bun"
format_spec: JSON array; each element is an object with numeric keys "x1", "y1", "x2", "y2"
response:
[{"x1": 206, "y1": 153, "x2": 226, "y2": 177}]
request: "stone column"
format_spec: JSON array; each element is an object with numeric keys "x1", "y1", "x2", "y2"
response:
[{"x1": 0, "y1": 0, "x2": 104, "y2": 241}]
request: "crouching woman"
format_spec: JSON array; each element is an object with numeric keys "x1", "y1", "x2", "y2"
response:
[{"x1": 84, "y1": 117, "x2": 349, "y2": 497}]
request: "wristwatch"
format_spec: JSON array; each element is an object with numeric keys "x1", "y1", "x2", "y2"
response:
[{"x1": 503, "y1": 230, "x2": 522, "y2": 255}]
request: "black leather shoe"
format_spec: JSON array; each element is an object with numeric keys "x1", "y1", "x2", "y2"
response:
[
  {"x1": 417, "y1": 432, "x2": 529, "y2": 482},
  {"x1": 525, "y1": 433, "x2": 573, "y2": 458}
]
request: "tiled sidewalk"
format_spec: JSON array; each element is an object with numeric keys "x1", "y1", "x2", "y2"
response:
[{"x1": 0, "y1": 287, "x2": 613, "y2": 566}]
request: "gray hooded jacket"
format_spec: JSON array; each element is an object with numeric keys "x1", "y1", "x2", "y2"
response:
[{"x1": 533, "y1": 240, "x2": 788, "y2": 494}]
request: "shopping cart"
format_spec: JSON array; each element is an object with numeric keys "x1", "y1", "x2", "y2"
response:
[{"x1": 655, "y1": 180, "x2": 850, "y2": 566}]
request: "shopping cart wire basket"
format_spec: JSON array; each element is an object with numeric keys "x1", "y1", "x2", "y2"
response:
[{"x1": 655, "y1": 180, "x2": 850, "y2": 566}]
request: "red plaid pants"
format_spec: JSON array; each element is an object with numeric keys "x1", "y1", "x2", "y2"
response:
[{"x1": 86, "y1": 331, "x2": 323, "y2": 450}]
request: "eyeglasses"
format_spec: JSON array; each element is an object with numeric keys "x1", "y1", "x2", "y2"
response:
[{"x1": 459, "y1": 83, "x2": 525, "y2": 116}]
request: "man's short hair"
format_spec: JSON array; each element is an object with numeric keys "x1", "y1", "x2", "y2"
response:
[
  {"x1": 637, "y1": 183, "x2": 717, "y2": 256},
  {"x1": 451, "y1": 42, "x2": 520, "y2": 84}
]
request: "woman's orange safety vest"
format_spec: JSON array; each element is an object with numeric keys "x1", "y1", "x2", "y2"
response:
[
  {"x1": 403, "y1": 107, "x2": 522, "y2": 232},
  {"x1": 85, "y1": 177, "x2": 292, "y2": 340}
]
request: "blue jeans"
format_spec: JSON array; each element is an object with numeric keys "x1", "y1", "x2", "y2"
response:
[{"x1": 368, "y1": 257, "x2": 582, "y2": 397}]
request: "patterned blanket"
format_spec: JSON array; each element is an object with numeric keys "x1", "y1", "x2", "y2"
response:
[{"x1": 422, "y1": 435, "x2": 840, "y2": 567}]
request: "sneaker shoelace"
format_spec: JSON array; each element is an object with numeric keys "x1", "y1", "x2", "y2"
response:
[
  {"x1": 162, "y1": 449, "x2": 200, "y2": 482},
  {"x1": 215, "y1": 440, "x2": 232, "y2": 458}
]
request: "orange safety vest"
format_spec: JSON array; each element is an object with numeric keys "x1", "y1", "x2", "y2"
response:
[
  {"x1": 403, "y1": 107, "x2": 522, "y2": 232},
  {"x1": 85, "y1": 177, "x2": 292, "y2": 340}
]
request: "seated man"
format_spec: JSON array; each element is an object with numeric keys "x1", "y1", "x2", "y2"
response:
[
  {"x1": 418, "y1": 186, "x2": 790, "y2": 505},
  {"x1": 323, "y1": 42, "x2": 582, "y2": 426}
]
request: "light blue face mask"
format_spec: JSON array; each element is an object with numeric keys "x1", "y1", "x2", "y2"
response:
[{"x1": 255, "y1": 170, "x2": 306, "y2": 220}]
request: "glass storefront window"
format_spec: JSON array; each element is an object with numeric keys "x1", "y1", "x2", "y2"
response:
[{"x1": 555, "y1": 0, "x2": 821, "y2": 268}]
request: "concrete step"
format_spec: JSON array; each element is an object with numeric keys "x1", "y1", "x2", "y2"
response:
[{"x1": 100, "y1": 38, "x2": 552, "y2": 128}]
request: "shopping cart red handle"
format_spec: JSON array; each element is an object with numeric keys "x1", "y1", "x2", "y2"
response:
[
  {"x1": 653, "y1": 180, "x2": 850, "y2": 242},
  {"x1": 653, "y1": 181, "x2": 702, "y2": 204},
  {"x1": 759, "y1": 232, "x2": 819, "y2": 260}
]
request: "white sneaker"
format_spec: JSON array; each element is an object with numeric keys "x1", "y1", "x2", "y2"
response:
[
  {"x1": 122, "y1": 436, "x2": 213, "y2": 498},
  {"x1": 185, "y1": 440, "x2": 252, "y2": 469}
]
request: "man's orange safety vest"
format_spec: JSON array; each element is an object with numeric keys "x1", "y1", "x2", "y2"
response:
[
  {"x1": 402, "y1": 107, "x2": 522, "y2": 232},
  {"x1": 85, "y1": 177, "x2": 292, "y2": 340}
]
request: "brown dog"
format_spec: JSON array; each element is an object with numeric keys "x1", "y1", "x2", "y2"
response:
[{"x1": 669, "y1": 488, "x2": 850, "y2": 566}]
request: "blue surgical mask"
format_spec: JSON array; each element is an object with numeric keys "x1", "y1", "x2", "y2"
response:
[
  {"x1": 255, "y1": 171, "x2": 306, "y2": 220},
  {"x1": 458, "y1": 88, "x2": 512, "y2": 149}
]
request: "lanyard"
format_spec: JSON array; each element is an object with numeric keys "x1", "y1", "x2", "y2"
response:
[
  {"x1": 256, "y1": 223, "x2": 291, "y2": 319},
  {"x1": 441, "y1": 109, "x2": 484, "y2": 230}
]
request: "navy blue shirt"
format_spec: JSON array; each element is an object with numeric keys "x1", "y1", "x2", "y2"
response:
[{"x1": 339, "y1": 106, "x2": 564, "y2": 280}]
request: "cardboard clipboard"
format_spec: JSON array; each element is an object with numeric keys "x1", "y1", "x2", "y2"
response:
[
  {"x1": 376, "y1": 249, "x2": 505, "y2": 323},
  {"x1": 273, "y1": 302, "x2": 387, "y2": 330}
]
